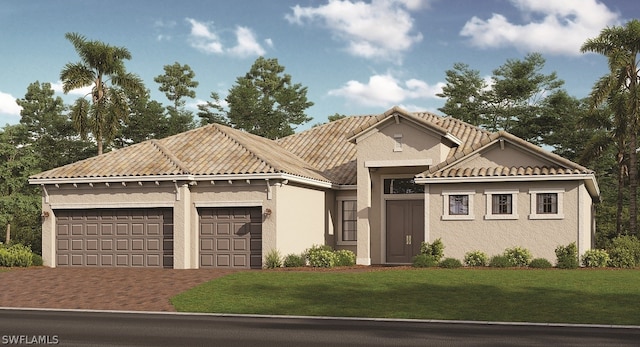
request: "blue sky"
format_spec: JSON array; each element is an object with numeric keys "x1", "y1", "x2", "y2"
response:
[{"x1": 0, "y1": 0, "x2": 638, "y2": 131}]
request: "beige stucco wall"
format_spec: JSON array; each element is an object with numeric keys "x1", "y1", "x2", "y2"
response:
[
  {"x1": 427, "y1": 180, "x2": 589, "y2": 262},
  {"x1": 274, "y1": 183, "x2": 326, "y2": 256},
  {"x1": 460, "y1": 142, "x2": 553, "y2": 169},
  {"x1": 354, "y1": 118, "x2": 447, "y2": 265}
]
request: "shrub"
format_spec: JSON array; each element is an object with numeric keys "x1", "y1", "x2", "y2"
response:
[
  {"x1": 529, "y1": 258, "x2": 552, "y2": 269},
  {"x1": 306, "y1": 245, "x2": 336, "y2": 268},
  {"x1": 31, "y1": 253, "x2": 43, "y2": 267},
  {"x1": 264, "y1": 249, "x2": 283, "y2": 269},
  {"x1": 489, "y1": 255, "x2": 512, "y2": 268},
  {"x1": 607, "y1": 235, "x2": 640, "y2": 267},
  {"x1": 439, "y1": 257, "x2": 462, "y2": 268},
  {"x1": 503, "y1": 246, "x2": 532, "y2": 267},
  {"x1": 412, "y1": 254, "x2": 439, "y2": 268},
  {"x1": 581, "y1": 249, "x2": 609, "y2": 268},
  {"x1": 334, "y1": 249, "x2": 356, "y2": 267},
  {"x1": 283, "y1": 253, "x2": 306, "y2": 268},
  {"x1": 419, "y1": 238, "x2": 445, "y2": 262},
  {"x1": 464, "y1": 250, "x2": 488, "y2": 267},
  {"x1": 0, "y1": 244, "x2": 34, "y2": 267},
  {"x1": 555, "y1": 243, "x2": 579, "y2": 269},
  {"x1": 608, "y1": 247, "x2": 635, "y2": 268}
]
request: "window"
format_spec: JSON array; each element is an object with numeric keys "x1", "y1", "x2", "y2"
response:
[
  {"x1": 441, "y1": 191, "x2": 475, "y2": 220},
  {"x1": 338, "y1": 199, "x2": 357, "y2": 244},
  {"x1": 450, "y1": 195, "x2": 469, "y2": 215},
  {"x1": 529, "y1": 189, "x2": 564, "y2": 219},
  {"x1": 484, "y1": 190, "x2": 519, "y2": 220},
  {"x1": 393, "y1": 134, "x2": 403, "y2": 152},
  {"x1": 384, "y1": 178, "x2": 425, "y2": 194}
]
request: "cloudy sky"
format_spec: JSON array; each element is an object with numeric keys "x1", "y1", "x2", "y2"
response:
[{"x1": 0, "y1": 0, "x2": 637, "y2": 130}]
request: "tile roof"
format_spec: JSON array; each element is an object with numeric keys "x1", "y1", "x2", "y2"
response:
[
  {"x1": 31, "y1": 124, "x2": 329, "y2": 182},
  {"x1": 417, "y1": 131, "x2": 593, "y2": 179}
]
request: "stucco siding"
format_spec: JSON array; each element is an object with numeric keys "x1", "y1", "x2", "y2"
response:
[
  {"x1": 428, "y1": 181, "x2": 582, "y2": 262},
  {"x1": 275, "y1": 183, "x2": 326, "y2": 256},
  {"x1": 460, "y1": 143, "x2": 554, "y2": 169}
]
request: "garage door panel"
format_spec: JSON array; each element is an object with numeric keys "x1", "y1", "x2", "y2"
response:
[
  {"x1": 56, "y1": 208, "x2": 173, "y2": 268},
  {"x1": 199, "y1": 207, "x2": 262, "y2": 269}
]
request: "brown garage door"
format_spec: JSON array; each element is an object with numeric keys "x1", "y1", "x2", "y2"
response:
[
  {"x1": 199, "y1": 207, "x2": 262, "y2": 269},
  {"x1": 56, "y1": 208, "x2": 173, "y2": 268}
]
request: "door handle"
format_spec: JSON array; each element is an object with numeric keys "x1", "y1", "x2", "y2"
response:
[{"x1": 406, "y1": 235, "x2": 412, "y2": 245}]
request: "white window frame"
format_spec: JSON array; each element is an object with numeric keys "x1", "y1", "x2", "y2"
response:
[
  {"x1": 484, "y1": 189, "x2": 519, "y2": 220},
  {"x1": 441, "y1": 190, "x2": 475, "y2": 220},
  {"x1": 336, "y1": 196, "x2": 357, "y2": 245},
  {"x1": 529, "y1": 188, "x2": 564, "y2": 220}
]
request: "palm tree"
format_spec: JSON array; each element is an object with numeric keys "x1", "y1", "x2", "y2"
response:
[
  {"x1": 581, "y1": 20, "x2": 640, "y2": 235},
  {"x1": 60, "y1": 32, "x2": 144, "y2": 155}
]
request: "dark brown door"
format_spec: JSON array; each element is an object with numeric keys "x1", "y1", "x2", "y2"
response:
[
  {"x1": 386, "y1": 200, "x2": 424, "y2": 263},
  {"x1": 199, "y1": 207, "x2": 262, "y2": 269}
]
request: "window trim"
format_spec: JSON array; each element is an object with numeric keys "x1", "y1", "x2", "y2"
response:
[
  {"x1": 484, "y1": 189, "x2": 519, "y2": 220},
  {"x1": 336, "y1": 197, "x2": 357, "y2": 245},
  {"x1": 441, "y1": 190, "x2": 475, "y2": 220},
  {"x1": 529, "y1": 188, "x2": 564, "y2": 220}
]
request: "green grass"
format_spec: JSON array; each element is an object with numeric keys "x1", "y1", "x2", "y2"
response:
[{"x1": 171, "y1": 268, "x2": 640, "y2": 325}]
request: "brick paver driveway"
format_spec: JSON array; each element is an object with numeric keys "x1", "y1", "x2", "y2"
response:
[{"x1": 0, "y1": 267, "x2": 238, "y2": 311}]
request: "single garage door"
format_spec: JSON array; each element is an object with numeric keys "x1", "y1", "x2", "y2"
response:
[
  {"x1": 56, "y1": 208, "x2": 173, "y2": 268},
  {"x1": 199, "y1": 207, "x2": 262, "y2": 269}
]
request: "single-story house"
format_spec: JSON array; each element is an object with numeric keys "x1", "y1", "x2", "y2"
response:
[{"x1": 29, "y1": 106, "x2": 600, "y2": 268}]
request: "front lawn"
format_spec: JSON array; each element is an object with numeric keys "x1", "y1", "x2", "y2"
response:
[{"x1": 171, "y1": 268, "x2": 640, "y2": 325}]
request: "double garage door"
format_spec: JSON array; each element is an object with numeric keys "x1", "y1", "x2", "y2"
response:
[
  {"x1": 55, "y1": 207, "x2": 262, "y2": 269},
  {"x1": 56, "y1": 209, "x2": 174, "y2": 268}
]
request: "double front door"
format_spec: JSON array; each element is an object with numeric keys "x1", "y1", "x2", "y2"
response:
[{"x1": 386, "y1": 200, "x2": 424, "y2": 263}]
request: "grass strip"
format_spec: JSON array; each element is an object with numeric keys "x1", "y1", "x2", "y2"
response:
[{"x1": 171, "y1": 268, "x2": 640, "y2": 325}]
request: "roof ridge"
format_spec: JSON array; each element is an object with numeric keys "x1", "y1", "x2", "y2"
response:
[
  {"x1": 150, "y1": 139, "x2": 191, "y2": 174},
  {"x1": 213, "y1": 125, "x2": 282, "y2": 173}
]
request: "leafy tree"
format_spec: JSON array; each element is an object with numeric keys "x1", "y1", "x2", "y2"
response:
[
  {"x1": 437, "y1": 53, "x2": 565, "y2": 146},
  {"x1": 226, "y1": 56, "x2": 313, "y2": 139},
  {"x1": 0, "y1": 125, "x2": 41, "y2": 252},
  {"x1": 154, "y1": 62, "x2": 198, "y2": 135},
  {"x1": 16, "y1": 81, "x2": 94, "y2": 170},
  {"x1": 328, "y1": 113, "x2": 347, "y2": 122},
  {"x1": 437, "y1": 62, "x2": 488, "y2": 126},
  {"x1": 581, "y1": 19, "x2": 640, "y2": 235},
  {"x1": 197, "y1": 92, "x2": 229, "y2": 126},
  {"x1": 60, "y1": 32, "x2": 145, "y2": 155},
  {"x1": 114, "y1": 90, "x2": 169, "y2": 147}
]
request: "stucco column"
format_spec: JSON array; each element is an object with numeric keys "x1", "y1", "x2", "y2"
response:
[
  {"x1": 356, "y1": 162, "x2": 371, "y2": 265},
  {"x1": 173, "y1": 183, "x2": 192, "y2": 269},
  {"x1": 41, "y1": 201, "x2": 55, "y2": 267}
]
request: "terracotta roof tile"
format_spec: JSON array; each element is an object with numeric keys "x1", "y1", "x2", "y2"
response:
[{"x1": 424, "y1": 165, "x2": 592, "y2": 179}]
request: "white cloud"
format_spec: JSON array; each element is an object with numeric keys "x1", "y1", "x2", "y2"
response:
[
  {"x1": 285, "y1": 0, "x2": 425, "y2": 63},
  {"x1": 460, "y1": 0, "x2": 621, "y2": 56},
  {"x1": 328, "y1": 73, "x2": 444, "y2": 107},
  {"x1": 50, "y1": 81, "x2": 92, "y2": 97},
  {"x1": 185, "y1": 19, "x2": 267, "y2": 57},
  {"x1": 0, "y1": 91, "x2": 22, "y2": 116}
]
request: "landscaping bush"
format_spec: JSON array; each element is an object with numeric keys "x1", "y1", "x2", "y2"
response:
[
  {"x1": 412, "y1": 254, "x2": 439, "y2": 268},
  {"x1": 419, "y1": 238, "x2": 445, "y2": 262},
  {"x1": 306, "y1": 245, "x2": 337, "y2": 268},
  {"x1": 264, "y1": 249, "x2": 283, "y2": 269},
  {"x1": 464, "y1": 250, "x2": 488, "y2": 267},
  {"x1": 489, "y1": 255, "x2": 512, "y2": 268},
  {"x1": 607, "y1": 235, "x2": 640, "y2": 268},
  {"x1": 503, "y1": 246, "x2": 532, "y2": 267},
  {"x1": 608, "y1": 247, "x2": 635, "y2": 268},
  {"x1": 31, "y1": 253, "x2": 43, "y2": 267},
  {"x1": 334, "y1": 249, "x2": 356, "y2": 267},
  {"x1": 529, "y1": 258, "x2": 552, "y2": 269},
  {"x1": 283, "y1": 253, "x2": 306, "y2": 268},
  {"x1": 582, "y1": 249, "x2": 609, "y2": 268},
  {"x1": 555, "y1": 242, "x2": 579, "y2": 269},
  {"x1": 0, "y1": 244, "x2": 34, "y2": 267},
  {"x1": 439, "y1": 257, "x2": 462, "y2": 268}
]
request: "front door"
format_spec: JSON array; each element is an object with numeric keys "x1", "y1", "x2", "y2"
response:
[{"x1": 386, "y1": 200, "x2": 424, "y2": 263}]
